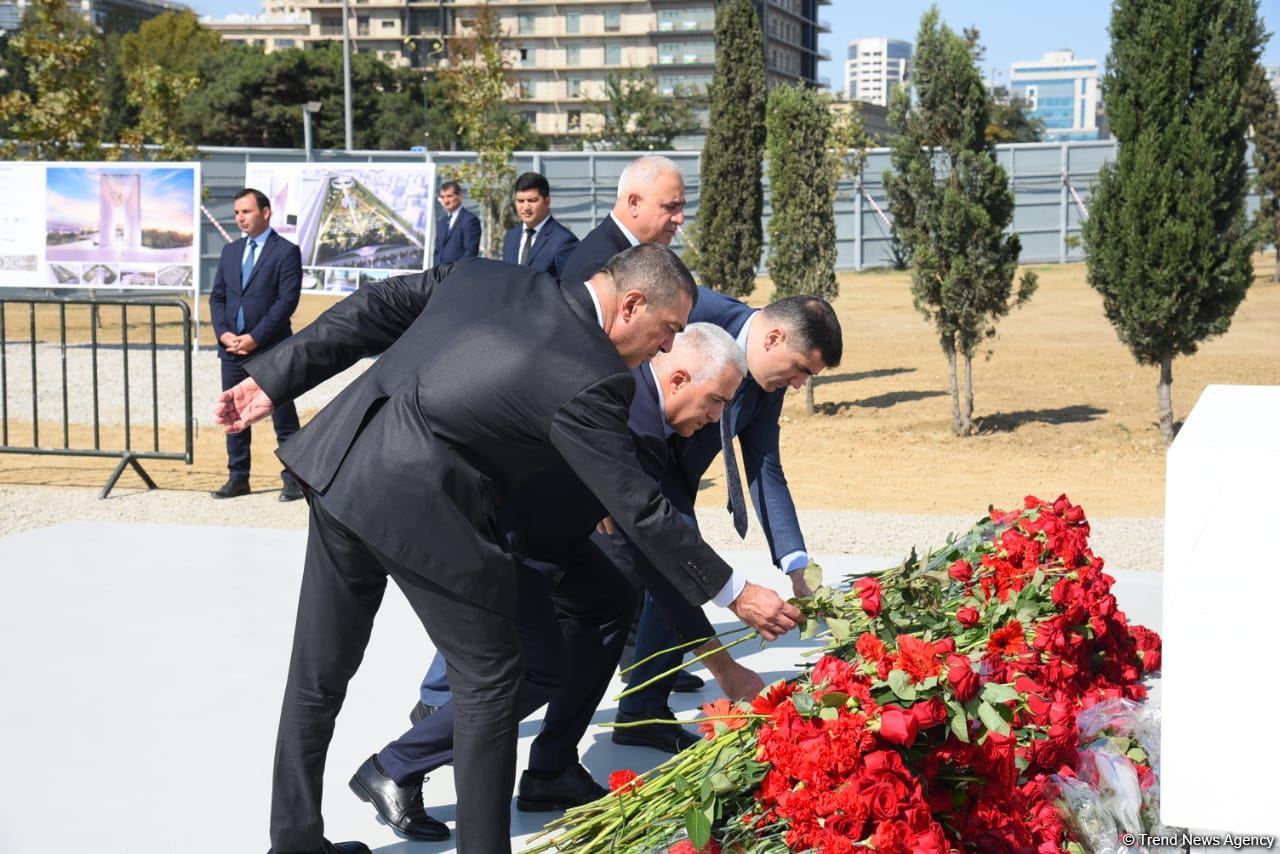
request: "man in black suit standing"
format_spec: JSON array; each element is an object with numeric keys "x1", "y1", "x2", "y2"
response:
[
  {"x1": 215, "y1": 246, "x2": 802, "y2": 854},
  {"x1": 207, "y1": 188, "x2": 303, "y2": 502},
  {"x1": 501, "y1": 172, "x2": 578, "y2": 277},
  {"x1": 433, "y1": 180, "x2": 481, "y2": 265}
]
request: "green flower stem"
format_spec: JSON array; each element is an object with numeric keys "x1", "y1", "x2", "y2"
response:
[
  {"x1": 620, "y1": 624, "x2": 756, "y2": 678},
  {"x1": 616, "y1": 631, "x2": 760, "y2": 700}
]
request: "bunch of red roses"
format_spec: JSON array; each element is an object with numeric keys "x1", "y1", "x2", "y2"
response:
[{"x1": 530, "y1": 496, "x2": 1162, "y2": 854}]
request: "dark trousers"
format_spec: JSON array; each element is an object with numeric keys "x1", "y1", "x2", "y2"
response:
[
  {"x1": 221, "y1": 355, "x2": 300, "y2": 483},
  {"x1": 269, "y1": 497, "x2": 522, "y2": 854},
  {"x1": 378, "y1": 539, "x2": 633, "y2": 785}
]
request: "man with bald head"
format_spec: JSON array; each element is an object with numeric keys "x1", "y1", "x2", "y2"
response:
[{"x1": 558, "y1": 154, "x2": 687, "y2": 289}]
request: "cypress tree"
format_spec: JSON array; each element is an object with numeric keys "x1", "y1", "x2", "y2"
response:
[
  {"x1": 765, "y1": 84, "x2": 838, "y2": 301},
  {"x1": 689, "y1": 0, "x2": 766, "y2": 298},
  {"x1": 1083, "y1": 0, "x2": 1263, "y2": 442},
  {"x1": 884, "y1": 8, "x2": 1036, "y2": 437},
  {"x1": 1245, "y1": 63, "x2": 1280, "y2": 282}
]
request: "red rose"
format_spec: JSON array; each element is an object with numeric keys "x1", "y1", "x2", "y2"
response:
[
  {"x1": 609, "y1": 769, "x2": 641, "y2": 794},
  {"x1": 878, "y1": 706, "x2": 919, "y2": 746},
  {"x1": 910, "y1": 697, "x2": 948, "y2": 730},
  {"x1": 867, "y1": 781, "x2": 901, "y2": 820},
  {"x1": 854, "y1": 577, "x2": 882, "y2": 617},
  {"x1": 946, "y1": 654, "x2": 979, "y2": 702},
  {"x1": 948, "y1": 560, "x2": 973, "y2": 582},
  {"x1": 825, "y1": 813, "x2": 865, "y2": 838},
  {"x1": 955, "y1": 606, "x2": 980, "y2": 627}
]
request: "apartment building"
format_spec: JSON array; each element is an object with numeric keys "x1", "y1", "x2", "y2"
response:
[
  {"x1": 4, "y1": 0, "x2": 188, "y2": 34},
  {"x1": 1009, "y1": 49, "x2": 1101, "y2": 141},
  {"x1": 844, "y1": 37, "x2": 911, "y2": 107},
  {"x1": 205, "y1": 0, "x2": 830, "y2": 145}
]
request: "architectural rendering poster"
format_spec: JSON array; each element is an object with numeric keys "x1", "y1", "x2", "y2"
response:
[
  {"x1": 242, "y1": 162, "x2": 436, "y2": 295},
  {"x1": 0, "y1": 162, "x2": 199, "y2": 293}
]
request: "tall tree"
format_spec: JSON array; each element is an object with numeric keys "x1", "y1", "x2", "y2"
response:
[
  {"x1": 689, "y1": 0, "x2": 766, "y2": 298},
  {"x1": 586, "y1": 69, "x2": 697, "y2": 151},
  {"x1": 765, "y1": 85, "x2": 838, "y2": 301},
  {"x1": 1245, "y1": 63, "x2": 1280, "y2": 281},
  {"x1": 986, "y1": 98, "x2": 1045, "y2": 143},
  {"x1": 884, "y1": 8, "x2": 1037, "y2": 437},
  {"x1": 0, "y1": 0, "x2": 110, "y2": 160},
  {"x1": 440, "y1": 2, "x2": 521, "y2": 257},
  {"x1": 1083, "y1": 0, "x2": 1263, "y2": 442}
]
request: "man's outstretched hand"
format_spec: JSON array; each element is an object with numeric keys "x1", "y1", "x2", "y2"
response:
[
  {"x1": 214, "y1": 377, "x2": 275, "y2": 433},
  {"x1": 728, "y1": 581, "x2": 802, "y2": 642}
]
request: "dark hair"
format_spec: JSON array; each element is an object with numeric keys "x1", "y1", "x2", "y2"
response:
[
  {"x1": 599, "y1": 244, "x2": 698, "y2": 310},
  {"x1": 234, "y1": 187, "x2": 270, "y2": 212},
  {"x1": 513, "y1": 172, "x2": 550, "y2": 197},
  {"x1": 439, "y1": 180, "x2": 463, "y2": 195},
  {"x1": 762, "y1": 295, "x2": 843, "y2": 368}
]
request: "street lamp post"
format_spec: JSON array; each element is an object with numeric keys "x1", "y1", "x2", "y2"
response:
[
  {"x1": 341, "y1": 0, "x2": 354, "y2": 151},
  {"x1": 302, "y1": 101, "x2": 322, "y2": 161}
]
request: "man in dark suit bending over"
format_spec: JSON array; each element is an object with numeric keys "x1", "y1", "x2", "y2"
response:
[
  {"x1": 208, "y1": 187, "x2": 304, "y2": 501},
  {"x1": 501, "y1": 172, "x2": 578, "y2": 277},
  {"x1": 214, "y1": 246, "x2": 802, "y2": 854}
]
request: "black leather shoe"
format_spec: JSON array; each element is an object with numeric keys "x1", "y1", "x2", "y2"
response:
[
  {"x1": 516, "y1": 763, "x2": 608, "y2": 812},
  {"x1": 612, "y1": 708, "x2": 701, "y2": 754},
  {"x1": 279, "y1": 480, "x2": 304, "y2": 502},
  {"x1": 211, "y1": 479, "x2": 249, "y2": 499},
  {"x1": 348, "y1": 755, "x2": 450, "y2": 841},
  {"x1": 408, "y1": 701, "x2": 440, "y2": 726},
  {"x1": 266, "y1": 841, "x2": 370, "y2": 854},
  {"x1": 672, "y1": 668, "x2": 705, "y2": 693}
]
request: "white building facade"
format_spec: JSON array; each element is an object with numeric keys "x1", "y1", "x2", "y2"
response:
[
  {"x1": 1009, "y1": 50, "x2": 1101, "y2": 141},
  {"x1": 843, "y1": 37, "x2": 911, "y2": 106}
]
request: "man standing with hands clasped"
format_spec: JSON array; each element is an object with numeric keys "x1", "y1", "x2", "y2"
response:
[{"x1": 208, "y1": 188, "x2": 304, "y2": 502}]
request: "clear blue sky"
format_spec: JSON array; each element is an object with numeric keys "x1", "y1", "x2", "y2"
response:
[
  {"x1": 818, "y1": 0, "x2": 1280, "y2": 89},
  {"x1": 185, "y1": 0, "x2": 1280, "y2": 83}
]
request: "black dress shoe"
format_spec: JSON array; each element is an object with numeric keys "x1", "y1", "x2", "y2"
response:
[
  {"x1": 516, "y1": 763, "x2": 608, "y2": 812},
  {"x1": 672, "y1": 668, "x2": 705, "y2": 693},
  {"x1": 612, "y1": 708, "x2": 701, "y2": 754},
  {"x1": 348, "y1": 755, "x2": 450, "y2": 841},
  {"x1": 279, "y1": 480, "x2": 304, "y2": 502},
  {"x1": 266, "y1": 841, "x2": 370, "y2": 854},
  {"x1": 408, "y1": 701, "x2": 440, "y2": 726},
  {"x1": 211, "y1": 479, "x2": 249, "y2": 499}
]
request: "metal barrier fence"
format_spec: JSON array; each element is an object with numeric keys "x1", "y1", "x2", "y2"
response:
[{"x1": 0, "y1": 296, "x2": 194, "y2": 498}]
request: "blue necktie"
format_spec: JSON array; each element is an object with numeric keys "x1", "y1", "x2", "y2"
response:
[{"x1": 236, "y1": 238, "x2": 256, "y2": 333}]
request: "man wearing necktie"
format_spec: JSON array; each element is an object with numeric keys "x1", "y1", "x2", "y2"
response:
[
  {"x1": 433, "y1": 181, "x2": 481, "y2": 265},
  {"x1": 208, "y1": 188, "x2": 303, "y2": 501},
  {"x1": 610, "y1": 289, "x2": 844, "y2": 752},
  {"x1": 500, "y1": 172, "x2": 578, "y2": 277}
]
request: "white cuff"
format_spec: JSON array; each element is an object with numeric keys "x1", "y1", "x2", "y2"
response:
[
  {"x1": 710, "y1": 569, "x2": 748, "y2": 608},
  {"x1": 780, "y1": 550, "x2": 809, "y2": 573}
]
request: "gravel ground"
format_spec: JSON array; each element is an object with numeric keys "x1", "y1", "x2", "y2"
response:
[{"x1": 0, "y1": 482, "x2": 1163, "y2": 572}]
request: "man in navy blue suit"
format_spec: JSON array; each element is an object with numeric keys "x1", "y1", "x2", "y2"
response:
[
  {"x1": 208, "y1": 188, "x2": 303, "y2": 501},
  {"x1": 433, "y1": 180, "x2": 481, "y2": 265},
  {"x1": 501, "y1": 172, "x2": 578, "y2": 277},
  {"x1": 612, "y1": 289, "x2": 844, "y2": 752}
]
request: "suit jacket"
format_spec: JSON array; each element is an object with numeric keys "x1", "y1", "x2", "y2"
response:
[
  {"x1": 245, "y1": 260, "x2": 733, "y2": 618},
  {"x1": 434, "y1": 207, "x2": 481, "y2": 265},
  {"x1": 663, "y1": 287, "x2": 807, "y2": 566},
  {"x1": 208, "y1": 230, "x2": 302, "y2": 361},
  {"x1": 501, "y1": 216, "x2": 579, "y2": 278},
  {"x1": 558, "y1": 215, "x2": 632, "y2": 286}
]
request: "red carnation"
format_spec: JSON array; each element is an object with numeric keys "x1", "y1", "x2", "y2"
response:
[
  {"x1": 854, "y1": 577, "x2": 883, "y2": 617},
  {"x1": 987, "y1": 619, "x2": 1026, "y2": 655},
  {"x1": 608, "y1": 769, "x2": 641, "y2": 794},
  {"x1": 878, "y1": 706, "x2": 919, "y2": 746},
  {"x1": 856, "y1": 631, "x2": 887, "y2": 663},
  {"x1": 895, "y1": 634, "x2": 941, "y2": 683},
  {"x1": 955, "y1": 606, "x2": 980, "y2": 627}
]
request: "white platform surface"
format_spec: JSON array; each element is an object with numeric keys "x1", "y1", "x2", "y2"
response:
[
  {"x1": 1162, "y1": 385, "x2": 1280, "y2": 839},
  {"x1": 0, "y1": 521, "x2": 1162, "y2": 853}
]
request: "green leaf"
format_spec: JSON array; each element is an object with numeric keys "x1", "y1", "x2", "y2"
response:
[
  {"x1": 949, "y1": 704, "x2": 970, "y2": 743},
  {"x1": 710, "y1": 772, "x2": 735, "y2": 794},
  {"x1": 819, "y1": 706, "x2": 839, "y2": 721},
  {"x1": 685, "y1": 806, "x2": 711, "y2": 850},
  {"x1": 886, "y1": 669, "x2": 917, "y2": 702},
  {"x1": 1127, "y1": 746, "x2": 1148, "y2": 764},
  {"x1": 820, "y1": 691, "x2": 850, "y2": 708},
  {"x1": 826, "y1": 617, "x2": 851, "y2": 642},
  {"x1": 981, "y1": 683, "x2": 1022, "y2": 705},
  {"x1": 791, "y1": 692, "x2": 817, "y2": 716},
  {"x1": 801, "y1": 617, "x2": 819, "y2": 640},
  {"x1": 977, "y1": 700, "x2": 1011, "y2": 735},
  {"x1": 672, "y1": 773, "x2": 688, "y2": 794},
  {"x1": 803, "y1": 561, "x2": 825, "y2": 593}
]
